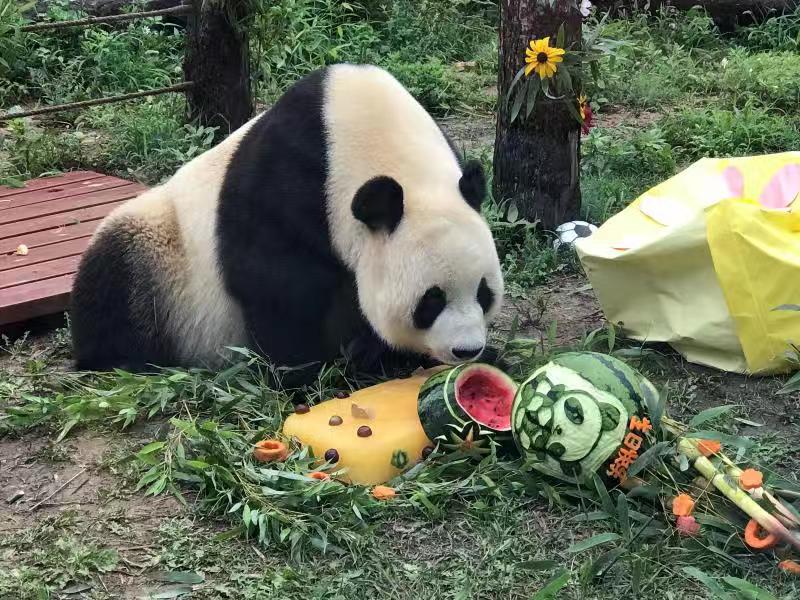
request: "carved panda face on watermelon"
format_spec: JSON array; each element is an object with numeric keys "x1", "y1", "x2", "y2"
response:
[{"x1": 511, "y1": 352, "x2": 658, "y2": 483}]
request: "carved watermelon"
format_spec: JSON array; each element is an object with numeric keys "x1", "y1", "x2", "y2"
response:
[
  {"x1": 512, "y1": 352, "x2": 656, "y2": 484},
  {"x1": 417, "y1": 364, "x2": 518, "y2": 452}
]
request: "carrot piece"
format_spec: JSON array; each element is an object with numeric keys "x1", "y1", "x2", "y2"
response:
[
  {"x1": 779, "y1": 560, "x2": 800, "y2": 575},
  {"x1": 697, "y1": 439, "x2": 721, "y2": 457},
  {"x1": 308, "y1": 471, "x2": 331, "y2": 481},
  {"x1": 672, "y1": 493, "x2": 695, "y2": 517},
  {"x1": 372, "y1": 485, "x2": 396, "y2": 500},
  {"x1": 253, "y1": 439, "x2": 289, "y2": 462},
  {"x1": 743, "y1": 518, "x2": 778, "y2": 550},
  {"x1": 739, "y1": 468, "x2": 764, "y2": 491}
]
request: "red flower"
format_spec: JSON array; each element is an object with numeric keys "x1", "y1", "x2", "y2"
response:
[{"x1": 579, "y1": 95, "x2": 594, "y2": 135}]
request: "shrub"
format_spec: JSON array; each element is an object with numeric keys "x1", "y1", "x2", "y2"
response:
[
  {"x1": 661, "y1": 104, "x2": 800, "y2": 161},
  {"x1": 717, "y1": 51, "x2": 800, "y2": 111}
]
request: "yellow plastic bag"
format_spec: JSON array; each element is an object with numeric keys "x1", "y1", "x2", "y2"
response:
[{"x1": 575, "y1": 152, "x2": 800, "y2": 374}]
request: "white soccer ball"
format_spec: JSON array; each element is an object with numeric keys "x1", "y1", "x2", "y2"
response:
[{"x1": 553, "y1": 220, "x2": 598, "y2": 250}]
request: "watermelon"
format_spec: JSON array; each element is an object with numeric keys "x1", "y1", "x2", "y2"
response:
[
  {"x1": 512, "y1": 352, "x2": 656, "y2": 483},
  {"x1": 417, "y1": 363, "x2": 518, "y2": 452}
]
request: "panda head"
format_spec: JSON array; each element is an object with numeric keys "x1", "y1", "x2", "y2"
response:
[{"x1": 351, "y1": 160, "x2": 504, "y2": 365}]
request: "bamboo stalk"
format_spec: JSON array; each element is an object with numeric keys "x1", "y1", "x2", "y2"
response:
[
  {"x1": 20, "y1": 5, "x2": 193, "y2": 32},
  {"x1": 0, "y1": 82, "x2": 194, "y2": 121}
]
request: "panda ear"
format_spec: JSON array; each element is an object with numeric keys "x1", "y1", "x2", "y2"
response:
[
  {"x1": 352, "y1": 176, "x2": 404, "y2": 234},
  {"x1": 459, "y1": 160, "x2": 486, "y2": 211}
]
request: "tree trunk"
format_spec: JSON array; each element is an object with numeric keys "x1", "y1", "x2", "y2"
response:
[
  {"x1": 494, "y1": 1, "x2": 582, "y2": 229},
  {"x1": 183, "y1": 0, "x2": 253, "y2": 136}
]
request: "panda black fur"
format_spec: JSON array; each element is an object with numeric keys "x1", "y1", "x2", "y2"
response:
[{"x1": 70, "y1": 64, "x2": 504, "y2": 377}]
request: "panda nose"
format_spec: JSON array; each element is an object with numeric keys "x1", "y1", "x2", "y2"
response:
[{"x1": 452, "y1": 346, "x2": 484, "y2": 360}]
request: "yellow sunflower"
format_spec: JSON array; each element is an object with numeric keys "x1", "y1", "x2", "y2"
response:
[{"x1": 524, "y1": 37, "x2": 565, "y2": 79}]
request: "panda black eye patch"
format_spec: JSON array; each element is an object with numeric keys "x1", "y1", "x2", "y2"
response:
[
  {"x1": 477, "y1": 277, "x2": 494, "y2": 313},
  {"x1": 413, "y1": 286, "x2": 447, "y2": 329}
]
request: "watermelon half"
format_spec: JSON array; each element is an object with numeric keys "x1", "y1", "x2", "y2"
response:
[{"x1": 417, "y1": 364, "x2": 518, "y2": 452}]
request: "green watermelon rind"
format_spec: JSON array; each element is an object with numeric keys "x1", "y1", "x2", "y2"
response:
[
  {"x1": 417, "y1": 363, "x2": 518, "y2": 444},
  {"x1": 550, "y1": 352, "x2": 655, "y2": 416}
]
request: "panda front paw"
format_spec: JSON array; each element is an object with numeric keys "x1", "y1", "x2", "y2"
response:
[{"x1": 343, "y1": 335, "x2": 429, "y2": 378}]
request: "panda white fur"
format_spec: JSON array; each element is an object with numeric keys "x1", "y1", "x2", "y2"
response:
[{"x1": 70, "y1": 64, "x2": 505, "y2": 377}]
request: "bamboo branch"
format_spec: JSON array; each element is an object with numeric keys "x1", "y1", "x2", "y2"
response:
[
  {"x1": 20, "y1": 5, "x2": 193, "y2": 32},
  {"x1": 678, "y1": 438, "x2": 800, "y2": 550},
  {"x1": 0, "y1": 82, "x2": 195, "y2": 121}
]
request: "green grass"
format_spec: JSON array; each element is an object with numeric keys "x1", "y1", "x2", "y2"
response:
[{"x1": 2, "y1": 328, "x2": 798, "y2": 599}]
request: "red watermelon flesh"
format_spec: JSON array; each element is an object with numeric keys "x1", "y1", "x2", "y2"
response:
[{"x1": 455, "y1": 367, "x2": 516, "y2": 431}]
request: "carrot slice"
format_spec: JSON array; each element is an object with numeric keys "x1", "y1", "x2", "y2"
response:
[
  {"x1": 744, "y1": 518, "x2": 778, "y2": 550},
  {"x1": 779, "y1": 560, "x2": 800, "y2": 575},
  {"x1": 739, "y1": 468, "x2": 764, "y2": 491},
  {"x1": 372, "y1": 485, "x2": 396, "y2": 500},
  {"x1": 697, "y1": 439, "x2": 721, "y2": 457},
  {"x1": 672, "y1": 493, "x2": 695, "y2": 517},
  {"x1": 253, "y1": 439, "x2": 289, "y2": 462}
]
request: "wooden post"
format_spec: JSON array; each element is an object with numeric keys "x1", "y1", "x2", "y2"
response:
[
  {"x1": 493, "y1": 0, "x2": 582, "y2": 229},
  {"x1": 183, "y1": 0, "x2": 253, "y2": 136}
]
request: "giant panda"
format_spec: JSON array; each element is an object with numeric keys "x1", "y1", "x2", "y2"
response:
[{"x1": 70, "y1": 64, "x2": 505, "y2": 380}]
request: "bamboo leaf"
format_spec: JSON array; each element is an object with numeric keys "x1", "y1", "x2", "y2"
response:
[
  {"x1": 148, "y1": 587, "x2": 193, "y2": 599},
  {"x1": 689, "y1": 405, "x2": 736, "y2": 428},
  {"x1": 506, "y1": 66, "x2": 527, "y2": 109},
  {"x1": 593, "y1": 473, "x2": 615, "y2": 514},
  {"x1": 724, "y1": 577, "x2": 779, "y2": 600},
  {"x1": 627, "y1": 441, "x2": 672, "y2": 478},
  {"x1": 568, "y1": 532, "x2": 621, "y2": 554},
  {"x1": 606, "y1": 323, "x2": 616, "y2": 353},
  {"x1": 589, "y1": 547, "x2": 626, "y2": 578},
  {"x1": 510, "y1": 82, "x2": 528, "y2": 123},
  {"x1": 151, "y1": 571, "x2": 204, "y2": 584},
  {"x1": 137, "y1": 441, "x2": 167, "y2": 456},
  {"x1": 626, "y1": 484, "x2": 661, "y2": 499},
  {"x1": 616, "y1": 492, "x2": 631, "y2": 541},
  {"x1": 778, "y1": 370, "x2": 800, "y2": 394},
  {"x1": 687, "y1": 430, "x2": 754, "y2": 448},
  {"x1": 682, "y1": 567, "x2": 736, "y2": 600},
  {"x1": 570, "y1": 511, "x2": 612, "y2": 523},
  {"x1": 532, "y1": 569, "x2": 570, "y2": 599},
  {"x1": 525, "y1": 81, "x2": 540, "y2": 119},
  {"x1": 56, "y1": 418, "x2": 80, "y2": 442}
]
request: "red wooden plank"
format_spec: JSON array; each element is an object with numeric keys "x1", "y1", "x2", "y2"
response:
[
  {"x1": 0, "y1": 237, "x2": 90, "y2": 272},
  {"x1": 0, "y1": 176, "x2": 137, "y2": 212},
  {"x1": 1, "y1": 255, "x2": 81, "y2": 290},
  {"x1": 0, "y1": 171, "x2": 103, "y2": 199},
  {"x1": 0, "y1": 183, "x2": 144, "y2": 226},
  {"x1": 0, "y1": 171, "x2": 151, "y2": 327},
  {"x1": 0, "y1": 218, "x2": 101, "y2": 255},
  {"x1": 0, "y1": 198, "x2": 127, "y2": 240},
  {"x1": 0, "y1": 273, "x2": 73, "y2": 326}
]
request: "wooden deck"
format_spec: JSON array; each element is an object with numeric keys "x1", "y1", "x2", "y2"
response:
[{"x1": 0, "y1": 171, "x2": 147, "y2": 327}]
